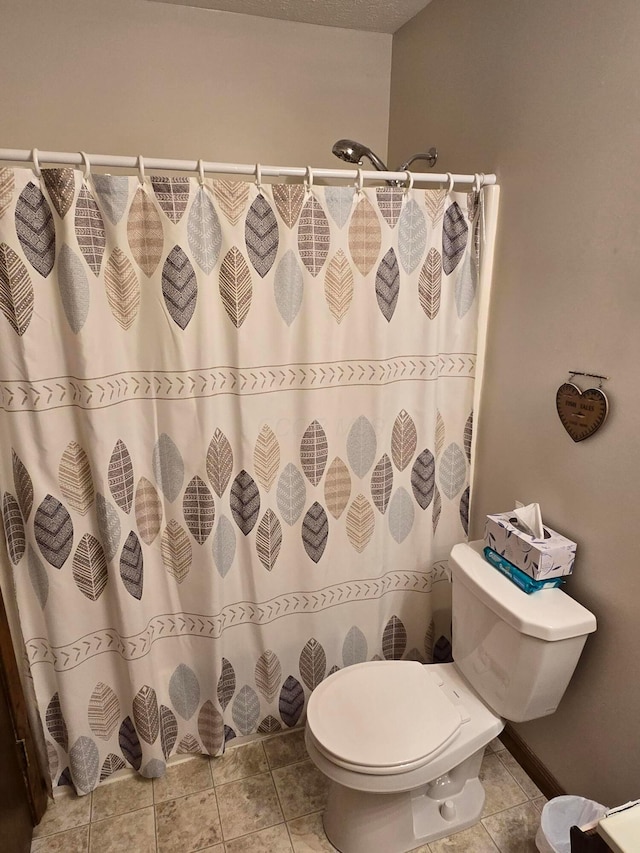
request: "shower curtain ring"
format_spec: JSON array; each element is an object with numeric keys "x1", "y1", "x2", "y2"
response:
[
  {"x1": 304, "y1": 166, "x2": 314, "y2": 192},
  {"x1": 355, "y1": 168, "x2": 364, "y2": 194},
  {"x1": 31, "y1": 148, "x2": 41, "y2": 178},
  {"x1": 446, "y1": 172, "x2": 454, "y2": 193},
  {"x1": 255, "y1": 163, "x2": 263, "y2": 191},
  {"x1": 137, "y1": 155, "x2": 145, "y2": 186},
  {"x1": 404, "y1": 170, "x2": 414, "y2": 193},
  {"x1": 80, "y1": 151, "x2": 91, "y2": 182},
  {"x1": 473, "y1": 172, "x2": 483, "y2": 194},
  {"x1": 198, "y1": 159, "x2": 205, "y2": 186}
]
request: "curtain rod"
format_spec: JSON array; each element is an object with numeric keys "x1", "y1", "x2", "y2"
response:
[{"x1": 0, "y1": 148, "x2": 496, "y2": 187}]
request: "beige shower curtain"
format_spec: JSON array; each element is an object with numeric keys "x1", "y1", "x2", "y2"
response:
[{"x1": 0, "y1": 166, "x2": 496, "y2": 794}]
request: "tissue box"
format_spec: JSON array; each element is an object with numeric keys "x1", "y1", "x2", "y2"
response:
[{"x1": 484, "y1": 512, "x2": 576, "y2": 580}]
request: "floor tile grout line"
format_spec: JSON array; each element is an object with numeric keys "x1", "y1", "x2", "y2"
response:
[{"x1": 210, "y1": 759, "x2": 225, "y2": 849}]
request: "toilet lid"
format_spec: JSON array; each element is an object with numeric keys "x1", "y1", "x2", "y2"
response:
[{"x1": 306, "y1": 661, "x2": 462, "y2": 770}]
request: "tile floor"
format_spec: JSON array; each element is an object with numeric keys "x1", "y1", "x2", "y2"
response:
[{"x1": 30, "y1": 731, "x2": 547, "y2": 853}]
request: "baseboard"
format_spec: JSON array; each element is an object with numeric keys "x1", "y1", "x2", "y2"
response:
[{"x1": 500, "y1": 724, "x2": 565, "y2": 800}]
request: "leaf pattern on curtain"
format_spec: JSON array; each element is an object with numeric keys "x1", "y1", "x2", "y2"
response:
[{"x1": 0, "y1": 173, "x2": 488, "y2": 794}]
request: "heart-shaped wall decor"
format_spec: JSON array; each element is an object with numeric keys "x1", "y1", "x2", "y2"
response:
[{"x1": 556, "y1": 382, "x2": 609, "y2": 442}]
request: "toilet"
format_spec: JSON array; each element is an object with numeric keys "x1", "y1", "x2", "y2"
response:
[{"x1": 305, "y1": 540, "x2": 597, "y2": 853}]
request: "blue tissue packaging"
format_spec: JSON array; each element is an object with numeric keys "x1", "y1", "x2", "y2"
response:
[
  {"x1": 484, "y1": 511, "x2": 576, "y2": 581},
  {"x1": 483, "y1": 547, "x2": 564, "y2": 594}
]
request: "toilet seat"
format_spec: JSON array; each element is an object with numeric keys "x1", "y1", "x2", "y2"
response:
[{"x1": 306, "y1": 661, "x2": 464, "y2": 775}]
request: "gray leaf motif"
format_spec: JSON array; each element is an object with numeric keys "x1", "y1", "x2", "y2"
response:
[
  {"x1": 0, "y1": 243, "x2": 34, "y2": 336},
  {"x1": 382, "y1": 615, "x2": 407, "y2": 660},
  {"x1": 28, "y1": 545, "x2": 49, "y2": 608},
  {"x1": 72, "y1": 534, "x2": 108, "y2": 601},
  {"x1": 100, "y1": 754, "x2": 126, "y2": 782},
  {"x1": 398, "y1": 198, "x2": 427, "y2": 274},
  {"x1": 301, "y1": 501, "x2": 329, "y2": 563},
  {"x1": 376, "y1": 186, "x2": 403, "y2": 228},
  {"x1": 258, "y1": 715, "x2": 281, "y2": 733},
  {"x1": 2, "y1": 491, "x2": 25, "y2": 565},
  {"x1": 342, "y1": 625, "x2": 367, "y2": 667},
  {"x1": 93, "y1": 175, "x2": 130, "y2": 225},
  {"x1": 388, "y1": 487, "x2": 415, "y2": 544},
  {"x1": 279, "y1": 675, "x2": 305, "y2": 728},
  {"x1": 198, "y1": 700, "x2": 223, "y2": 755},
  {"x1": 133, "y1": 685, "x2": 159, "y2": 745},
  {"x1": 183, "y1": 476, "x2": 215, "y2": 544},
  {"x1": 325, "y1": 186, "x2": 355, "y2": 228},
  {"x1": 69, "y1": 736, "x2": 99, "y2": 795},
  {"x1": 160, "y1": 705, "x2": 178, "y2": 759},
  {"x1": 255, "y1": 650, "x2": 282, "y2": 704},
  {"x1": 95, "y1": 493, "x2": 121, "y2": 562},
  {"x1": 443, "y1": 201, "x2": 468, "y2": 275},
  {"x1": 455, "y1": 247, "x2": 476, "y2": 318},
  {"x1": 274, "y1": 249, "x2": 303, "y2": 326},
  {"x1": 256, "y1": 509, "x2": 282, "y2": 572},
  {"x1": 230, "y1": 470, "x2": 260, "y2": 535},
  {"x1": 464, "y1": 412, "x2": 473, "y2": 463},
  {"x1": 188, "y1": 186, "x2": 221, "y2": 274},
  {"x1": 108, "y1": 439, "x2": 134, "y2": 514},
  {"x1": 370, "y1": 453, "x2": 393, "y2": 515},
  {"x1": 212, "y1": 514, "x2": 236, "y2": 577},
  {"x1": 411, "y1": 449, "x2": 435, "y2": 510},
  {"x1": 119, "y1": 716, "x2": 142, "y2": 770},
  {"x1": 46, "y1": 692, "x2": 68, "y2": 750},
  {"x1": 141, "y1": 759, "x2": 166, "y2": 779},
  {"x1": 58, "y1": 244, "x2": 90, "y2": 333},
  {"x1": 169, "y1": 663, "x2": 201, "y2": 721},
  {"x1": 152, "y1": 433, "x2": 185, "y2": 503},
  {"x1": 120, "y1": 531, "x2": 143, "y2": 599},
  {"x1": 299, "y1": 638, "x2": 326, "y2": 691},
  {"x1": 75, "y1": 184, "x2": 106, "y2": 276},
  {"x1": 433, "y1": 485, "x2": 442, "y2": 535},
  {"x1": 217, "y1": 658, "x2": 236, "y2": 710},
  {"x1": 245, "y1": 193, "x2": 279, "y2": 278},
  {"x1": 375, "y1": 247, "x2": 400, "y2": 322},
  {"x1": 162, "y1": 245, "x2": 198, "y2": 330},
  {"x1": 15, "y1": 182, "x2": 55, "y2": 277},
  {"x1": 300, "y1": 420, "x2": 328, "y2": 487},
  {"x1": 346, "y1": 415, "x2": 377, "y2": 478},
  {"x1": 34, "y1": 495, "x2": 73, "y2": 569},
  {"x1": 276, "y1": 463, "x2": 306, "y2": 526},
  {"x1": 151, "y1": 176, "x2": 190, "y2": 223},
  {"x1": 439, "y1": 442, "x2": 467, "y2": 500},
  {"x1": 232, "y1": 685, "x2": 261, "y2": 736},
  {"x1": 460, "y1": 486, "x2": 470, "y2": 535}
]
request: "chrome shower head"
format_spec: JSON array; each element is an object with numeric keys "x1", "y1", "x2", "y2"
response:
[{"x1": 331, "y1": 139, "x2": 389, "y2": 172}]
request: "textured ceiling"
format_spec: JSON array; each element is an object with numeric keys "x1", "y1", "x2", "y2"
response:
[{"x1": 148, "y1": 0, "x2": 434, "y2": 33}]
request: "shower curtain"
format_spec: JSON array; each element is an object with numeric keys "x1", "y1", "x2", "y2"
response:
[{"x1": 0, "y1": 167, "x2": 495, "y2": 794}]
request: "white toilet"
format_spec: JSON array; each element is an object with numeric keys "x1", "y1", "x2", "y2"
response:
[{"x1": 305, "y1": 540, "x2": 597, "y2": 853}]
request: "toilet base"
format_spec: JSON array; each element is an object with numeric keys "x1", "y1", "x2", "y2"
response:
[{"x1": 322, "y1": 751, "x2": 486, "y2": 853}]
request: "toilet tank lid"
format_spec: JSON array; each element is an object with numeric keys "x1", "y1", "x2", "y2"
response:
[{"x1": 450, "y1": 541, "x2": 597, "y2": 641}]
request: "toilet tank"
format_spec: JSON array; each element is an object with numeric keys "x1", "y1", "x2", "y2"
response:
[{"x1": 449, "y1": 541, "x2": 596, "y2": 722}]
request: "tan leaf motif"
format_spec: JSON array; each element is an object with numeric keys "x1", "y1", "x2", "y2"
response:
[
  {"x1": 212, "y1": 180, "x2": 249, "y2": 226},
  {"x1": 72, "y1": 534, "x2": 107, "y2": 600},
  {"x1": 42, "y1": 168, "x2": 75, "y2": 218},
  {"x1": 348, "y1": 196, "x2": 382, "y2": 276},
  {"x1": 391, "y1": 410, "x2": 417, "y2": 472},
  {"x1": 272, "y1": 184, "x2": 305, "y2": 228},
  {"x1": 198, "y1": 700, "x2": 223, "y2": 755},
  {"x1": 375, "y1": 186, "x2": 403, "y2": 228},
  {"x1": 432, "y1": 484, "x2": 442, "y2": 534},
  {"x1": 0, "y1": 242, "x2": 34, "y2": 336},
  {"x1": 255, "y1": 509, "x2": 282, "y2": 572},
  {"x1": 104, "y1": 247, "x2": 140, "y2": 330},
  {"x1": 0, "y1": 168, "x2": 15, "y2": 218},
  {"x1": 135, "y1": 477, "x2": 162, "y2": 545},
  {"x1": 12, "y1": 450, "x2": 33, "y2": 522},
  {"x1": 425, "y1": 189, "x2": 447, "y2": 224},
  {"x1": 127, "y1": 187, "x2": 164, "y2": 277},
  {"x1": 206, "y1": 429, "x2": 233, "y2": 498},
  {"x1": 133, "y1": 685, "x2": 159, "y2": 745},
  {"x1": 419, "y1": 247, "x2": 441, "y2": 320},
  {"x1": 324, "y1": 249, "x2": 354, "y2": 324},
  {"x1": 88, "y1": 682, "x2": 120, "y2": 741},
  {"x1": 300, "y1": 420, "x2": 328, "y2": 487},
  {"x1": 161, "y1": 520, "x2": 192, "y2": 583},
  {"x1": 253, "y1": 425, "x2": 280, "y2": 493},
  {"x1": 255, "y1": 650, "x2": 282, "y2": 704},
  {"x1": 219, "y1": 246, "x2": 252, "y2": 328},
  {"x1": 345, "y1": 493, "x2": 375, "y2": 553},
  {"x1": 435, "y1": 411, "x2": 445, "y2": 459},
  {"x1": 298, "y1": 195, "x2": 330, "y2": 277},
  {"x1": 324, "y1": 456, "x2": 351, "y2": 519},
  {"x1": 59, "y1": 441, "x2": 95, "y2": 515}
]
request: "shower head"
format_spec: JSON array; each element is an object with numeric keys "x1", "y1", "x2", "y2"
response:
[{"x1": 331, "y1": 139, "x2": 389, "y2": 172}]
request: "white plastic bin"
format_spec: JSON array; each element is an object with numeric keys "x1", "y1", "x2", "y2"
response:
[{"x1": 535, "y1": 796, "x2": 607, "y2": 853}]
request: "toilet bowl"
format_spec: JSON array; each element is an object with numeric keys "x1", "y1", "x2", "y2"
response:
[{"x1": 305, "y1": 541, "x2": 597, "y2": 853}]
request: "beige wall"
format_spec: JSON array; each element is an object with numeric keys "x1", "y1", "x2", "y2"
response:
[
  {"x1": 0, "y1": 0, "x2": 391, "y2": 167},
  {"x1": 390, "y1": 0, "x2": 640, "y2": 806}
]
